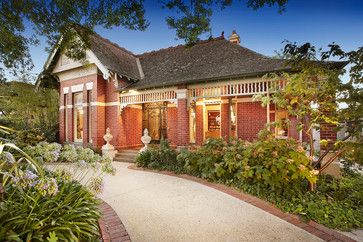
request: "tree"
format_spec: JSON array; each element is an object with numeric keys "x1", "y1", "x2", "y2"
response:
[
  {"x1": 255, "y1": 42, "x2": 363, "y2": 176},
  {"x1": 0, "y1": 81, "x2": 59, "y2": 147},
  {"x1": 164, "y1": 0, "x2": 287, "y2": 44},
  {"x1": 0, "y1": 0, "x2": 287, "y2": 81}
]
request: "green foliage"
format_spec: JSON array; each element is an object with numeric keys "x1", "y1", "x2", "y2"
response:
[
  {"x1": 0, "y1": 175, "x2": 101, "y2": 241},
  {"x1": 24, "y1": 142, "x2": 113, "y2": 164},
  {"x1": 233, "y1": 132, "x2": 317, "y2": 192},
  {"x1": 182, "y1": 138, "x2": 226, "y2": 179},
  {"x1": 255, "y1": 42, "x2": 363, "y2": 170},
  {"x1": 0, "y1": 0, "x2": 148, "y2": 81},
  {"x1": 0, "y1": 81, "x2": 59, "y2": 146},
  {"x1": 163, "y1": 0, "x2": 287, "y2": 44},
  {"x1": 0, "y1": 138, "x2": 116, "y2": 240},
  {"x1": 24, "y1": 142, "x2": 62, "y2": 163},
  {"x1": 136, "y1": 139, "x2": 182, "y2": 172},
  {"x1": 1, "y1": 0, "x2": 290, "y2": 79},
  {"x1": 234, "y1": 172, "x2": 363, "y2": 230}
]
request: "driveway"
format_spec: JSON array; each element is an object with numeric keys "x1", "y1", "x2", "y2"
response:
[{"x1": 100, "y1": 162, "x2": 323, "y2": 242}]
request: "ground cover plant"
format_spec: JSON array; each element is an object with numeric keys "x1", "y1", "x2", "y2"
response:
[
  {"x1": 0, "y1": 131, "x2": 115, "y2": 241},
  {"x1": 136, "y1": 134, "x2": 363, "y2": 230}
]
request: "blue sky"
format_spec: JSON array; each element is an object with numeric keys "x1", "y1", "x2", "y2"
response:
[{"x1": 29, "y1": 0, "x2": 363, "y2": 77}]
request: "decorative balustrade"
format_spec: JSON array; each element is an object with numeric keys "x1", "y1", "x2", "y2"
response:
[
  {"x1": 188, "y1": 79, "x2": 286, "y2": 99},
  {"x1": 119, "y1": 79, "x2": 286, "y2": 106},
  {"x1": 120, "y1": 88, "x2": 177, "y2": 105}
]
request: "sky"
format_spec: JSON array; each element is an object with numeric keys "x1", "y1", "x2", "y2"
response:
[{"x1": 28, "y1": 0, "x2": 363, "y2": 78}]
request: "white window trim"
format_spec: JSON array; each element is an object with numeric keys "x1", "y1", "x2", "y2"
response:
[{"x1": 71, "y1": 84, "x2": 84, "y2": 93}]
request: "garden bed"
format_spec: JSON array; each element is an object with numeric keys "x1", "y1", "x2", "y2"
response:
[{"x1": 0, "y1": 142, "x2": 116, "y2": 241}]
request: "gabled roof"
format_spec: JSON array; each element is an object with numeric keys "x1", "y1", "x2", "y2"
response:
[
  {"x1": 44, "y1": 30, "x2": 347, "y2": 90},
  {"x1": 133, "y1": 37, "x2": 289, "y2": 90},
  {"x1": 88, "y1": 33, "x2": 141, "y2": 80}
]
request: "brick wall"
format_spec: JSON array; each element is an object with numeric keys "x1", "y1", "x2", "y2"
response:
[
  {"x1": 120, "y1": 106, "x2": 142, "y2": 148},
  {"x1": 177, "y1": 98, "x2": 189, "y2": 146},
  {"x1": 237, "y1": 101, "x2": 267, "y2": 141},
  {"x1": 288, "y1": 115, "x2": 300, "y2": 140},
  {"x1": 167, "y1": 106, "x2": 178, "y2": 146},
  {"x1": 59, "y1": 73, "x2": 99, "y2": 145},
  {"x1": 320, "y1": 123, "x2": 337, "y2": 141}
]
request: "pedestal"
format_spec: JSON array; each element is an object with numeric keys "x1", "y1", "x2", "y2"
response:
[{"x1": 102, "y1": 145, "x2": 117, "y2": 160}]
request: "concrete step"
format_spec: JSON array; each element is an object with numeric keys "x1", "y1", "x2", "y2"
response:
[
  {"x1": 115, "y1": 152, "x2": 138, "y2": 158},
  {"x1": 113, "y1": 156, "x2": 137, "y2": 163},
  {"x1": 118, "y1": 149, "x2": 139, "y2": 154},
  {"x1": 113, "y1": 149, "x2": 139, "y2": 163}
]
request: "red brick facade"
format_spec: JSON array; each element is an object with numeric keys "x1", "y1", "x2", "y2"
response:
[
  {"x1": 237, "y1": 101, "x2": 267, "y2": 141},
  {"x1": 58, "y1": 73, "x2": 336, "y2": 150},
  {"x1": 167, "y1": 106, "x2": 178, "y2": 146},
  {"x1": 177, "y1": 97, "x2": 190, "y2": 147}
]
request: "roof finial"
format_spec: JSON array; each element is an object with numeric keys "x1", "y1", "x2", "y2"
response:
[
  {"x1": 228, "y1": 30, "x2": 240, "y2": 45},
  {"x1": 221, "y1": 31, "x2": 224, "y2": 38}
]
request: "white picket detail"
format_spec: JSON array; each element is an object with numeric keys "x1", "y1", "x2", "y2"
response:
[
  {"x1": 188, "y1": 79, "x2": 286, "y2": 99},
  {"x1": 120, "y1": 89, "x2": 177, "y2": 105},
  {"x1": 120, "y1": 80, "x2": 286, "y2": 105}
]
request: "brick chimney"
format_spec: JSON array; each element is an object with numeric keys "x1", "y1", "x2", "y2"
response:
[{"x1": 228, "y1": 30, "x2": 240, "y2": 44}]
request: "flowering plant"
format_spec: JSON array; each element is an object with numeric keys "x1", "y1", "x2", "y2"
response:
[
  {"x1": 0, "y1": 140, "x2": 112, "y2": 240},
  {"x1": 24, "y1": 142, "x2": 61, "y2": 163}
]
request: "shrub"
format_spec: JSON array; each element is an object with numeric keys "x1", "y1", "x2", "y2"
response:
[
  {"x1": 24, "y1": 142, "x2": 62, "y2": 163},
  {"x1": 59, "y1": 144, "x2": 78, "y2": 163},
  {"x1": 136, "y1": 139, "x2": 181, "y2": 172},
  {"x1": 24, "y1": 142, "x2": 113, "y2": 164},
  {"x1": 182, "y1": 138, "x2": 226, "y2": 179},
  {"x1": 9, "y1": 128, "x2": 47, "y2": 148},
  {"x1": 233, "y1": 134, "x2": 317, "y2": 193}
]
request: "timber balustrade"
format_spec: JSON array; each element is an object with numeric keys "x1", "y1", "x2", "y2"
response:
[{"x1": 119, "y1": 79, "x2": 286, "y2": 106}]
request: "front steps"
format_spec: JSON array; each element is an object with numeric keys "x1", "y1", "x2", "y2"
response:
[{"x1": 113, "y1": 149, "x2": 139, "y2": 163}]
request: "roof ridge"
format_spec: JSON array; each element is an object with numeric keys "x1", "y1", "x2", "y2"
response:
[
  {"x1": 91, "y1": 32, "x2": 137, "y2": 57},
  {"x1": 137, "y1": 36, "x2": 225, "y2": 57}
]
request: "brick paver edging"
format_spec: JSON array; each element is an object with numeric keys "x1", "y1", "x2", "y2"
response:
[
  {"x1": 98, "y1": 201, "x2": 131, "y2": 242},
  {"x1": 128, "y1": 165, "x2": 356, "y2": 242}
]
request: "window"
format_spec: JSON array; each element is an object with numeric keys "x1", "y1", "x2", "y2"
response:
[
  {"x1": 88, "y1": 90, "x2": 92, "y2": 143},
  {"x1": 74, "y1": 92, "x2": 83, "y2": 142},
  {"x1": 64, "y1": 94, "x2": 68, "y2": 141},
  {"x1": 230, "y1": 101, "x2": 237, "y2": 137},
  {"x1": 275, "y1": 110, "x2": 288, "y2": 138}
]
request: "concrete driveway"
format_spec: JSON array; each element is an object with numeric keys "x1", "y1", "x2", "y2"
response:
[{"x1": 100, "y1": 162, "x2": 323, "y2": 242}]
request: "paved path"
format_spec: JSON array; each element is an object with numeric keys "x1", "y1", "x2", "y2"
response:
[{"x1": 100, "y1": 162, "x2": 323, "y2": 242}]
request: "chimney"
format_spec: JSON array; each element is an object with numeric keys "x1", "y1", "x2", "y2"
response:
[{"x1": 228, "y1": 30, "x2": 240, "y2": 44}]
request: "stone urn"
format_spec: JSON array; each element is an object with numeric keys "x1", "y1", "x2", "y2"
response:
[
  {"x1": 102, "y1": 128, "x2": 117, "y2": 159},
  {"x1": 140, "y1": 128, "x2": 151, "y2": 153}
]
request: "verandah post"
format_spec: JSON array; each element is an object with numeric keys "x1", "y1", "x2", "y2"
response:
[{"x1": 175, "y1": 88, "x2": 189, "y2": 147}]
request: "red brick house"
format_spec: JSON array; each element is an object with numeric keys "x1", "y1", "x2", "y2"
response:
[{"x1": 42, "y1": 30, "x2": 341, "y2": 150}]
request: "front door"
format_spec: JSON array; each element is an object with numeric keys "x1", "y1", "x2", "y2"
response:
[{"x1": 142, "y1": 102, "x2": 167, "y2": 142}]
